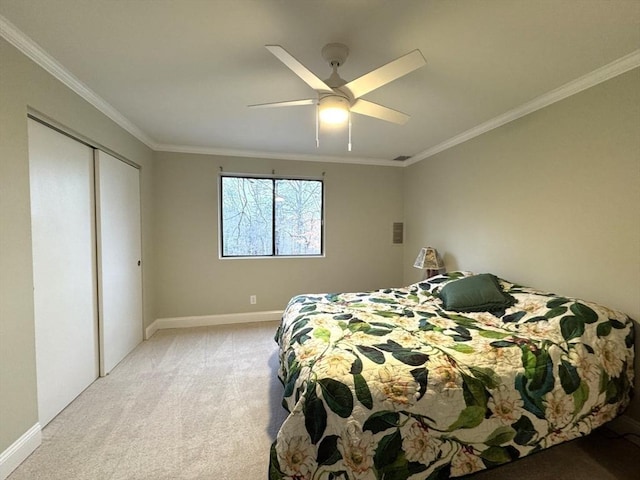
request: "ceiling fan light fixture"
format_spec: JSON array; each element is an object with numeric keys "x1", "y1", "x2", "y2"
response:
[
  {"x1": 318, "y1": 95, "x2": 350, "y2": 124},
  {"x1": 252, "y1": 44, "x2": 427, "y2": 148}
]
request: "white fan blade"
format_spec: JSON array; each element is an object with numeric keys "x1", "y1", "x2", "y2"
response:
[
  {"x1": 266, "y1": 45, "x2": 333, "y2": 93},
  {"x1": 249, "y1": 99, "x2": 316, "y2": 108},
  {"x1": 343, "y1": 49, "x2": 426, "y2": 99},
  {"x1": 351, "y1": 99, "x2": 410, "y2": 125}
]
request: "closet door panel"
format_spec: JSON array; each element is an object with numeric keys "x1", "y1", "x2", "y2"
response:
[
  {"x1": 28, "y1": 119, "x2": 99, "y2": 427},
  {"x1": 95, "y1": 150, "x2": 143, "y2": 375}
]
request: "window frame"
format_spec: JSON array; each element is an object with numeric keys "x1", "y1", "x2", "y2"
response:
[{"x1": 218, "y1": 173, "x2": 325, "y2": 259}]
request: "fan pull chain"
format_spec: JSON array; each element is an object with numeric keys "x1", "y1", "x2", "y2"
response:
[
  {"x1": 348, "y1": 111, "x2": 352, "y2": 152},
  {"x1": 315, "y1": 103, "x2": 320, "y2": 148}
]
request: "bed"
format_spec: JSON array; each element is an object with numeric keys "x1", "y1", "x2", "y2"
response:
[{"x1": 269, "y1": 272, "x2": 634, "y2": 480}]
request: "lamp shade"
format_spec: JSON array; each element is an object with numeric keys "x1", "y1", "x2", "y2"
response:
[{"x1": 413, "y1": 247, "x2": 444, "y2": 270}]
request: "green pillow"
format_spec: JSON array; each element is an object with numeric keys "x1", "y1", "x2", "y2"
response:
[{"x1": 439, "y1": 274, "x2": 515, "y2": 312}]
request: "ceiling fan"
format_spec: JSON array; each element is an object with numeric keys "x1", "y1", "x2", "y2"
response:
[{"x1": 249, "y1": 43, "x2": 426, "y2": 150}]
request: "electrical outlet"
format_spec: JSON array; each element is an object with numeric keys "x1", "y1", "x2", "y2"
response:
[{"x1": 250, "y1": 295, "x2": 257, "y2": 305}]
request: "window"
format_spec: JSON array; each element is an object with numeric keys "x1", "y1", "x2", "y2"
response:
[{"x1": 220, "y1": 175, "x2": 323, "y2": 257}]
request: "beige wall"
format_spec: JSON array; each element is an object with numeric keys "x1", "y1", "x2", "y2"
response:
[
  {"x1": 153, "y1": 152, "x2": 405, "y2": 318},
  {"x1": 403, "y1": 68, "x2": 640, "y2": 420},
  {"x1": 0, "y1": 38, "x2": 155, "y2": 452}
]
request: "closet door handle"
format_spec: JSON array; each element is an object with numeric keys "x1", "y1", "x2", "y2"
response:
[{"x1": 137, "y1": 260, "x2": 141, "y2": 266}]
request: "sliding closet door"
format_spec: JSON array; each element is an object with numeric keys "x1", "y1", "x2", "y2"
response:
[
  {"x1": 28, "y1": 119, "x2": 99, "y2": 427},
  {"x1": 95, "y1": 150, "x2": 143, "y2": 375}
]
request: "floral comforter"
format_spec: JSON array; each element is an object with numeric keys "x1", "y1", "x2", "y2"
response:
[{"x1": 270, "y1": 272, "x2": 634, "y2": 480}]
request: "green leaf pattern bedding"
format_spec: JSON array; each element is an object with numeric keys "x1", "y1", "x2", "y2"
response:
[{"x1": 270, "y1": 272, "x2": 634, "y2": 479}]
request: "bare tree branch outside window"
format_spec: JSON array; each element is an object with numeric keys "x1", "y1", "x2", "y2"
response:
[{"x1": 221, "y1": 176, "x2": 323, "y2": 257}]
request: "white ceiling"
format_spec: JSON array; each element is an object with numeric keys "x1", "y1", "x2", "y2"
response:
[{"x1": 1, "y1": 0, "x2": 639, "y2": 165}]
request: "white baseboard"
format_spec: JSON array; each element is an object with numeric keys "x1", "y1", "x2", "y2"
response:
[
  {"x1": 145, "y1": 310, "x2": 283, "y2": 339},
  {"x1": 0, "y1": 423, "x2": 41, "y2": 480},
  {"x1": 608, "y1": 414, "x2": 640, "y2": 447}
]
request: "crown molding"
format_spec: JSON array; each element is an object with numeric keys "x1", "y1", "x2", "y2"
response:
[
  {"x1": 2, "y1": 14, "x2": 637, "y2": 167},
  {"x1": 154, "y1": 143, "x2": 403, "y2": 167},
  {"x1": 0, "y1": 14, "x2": 156, "y2": 149},
  {"x1": 0, "y1": 14, "x2": 397, "y2": 167},
  {"x1": 406, "y1": 49, "x2": 640, "y2": 166}
]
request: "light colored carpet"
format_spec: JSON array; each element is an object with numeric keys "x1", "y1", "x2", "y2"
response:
[
  {"x1": 8, "y1": 321, "x2": 288, "y2": 480},
  {"x1": 8, "y1": 321, "x2": 639, "y2": 480}
]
